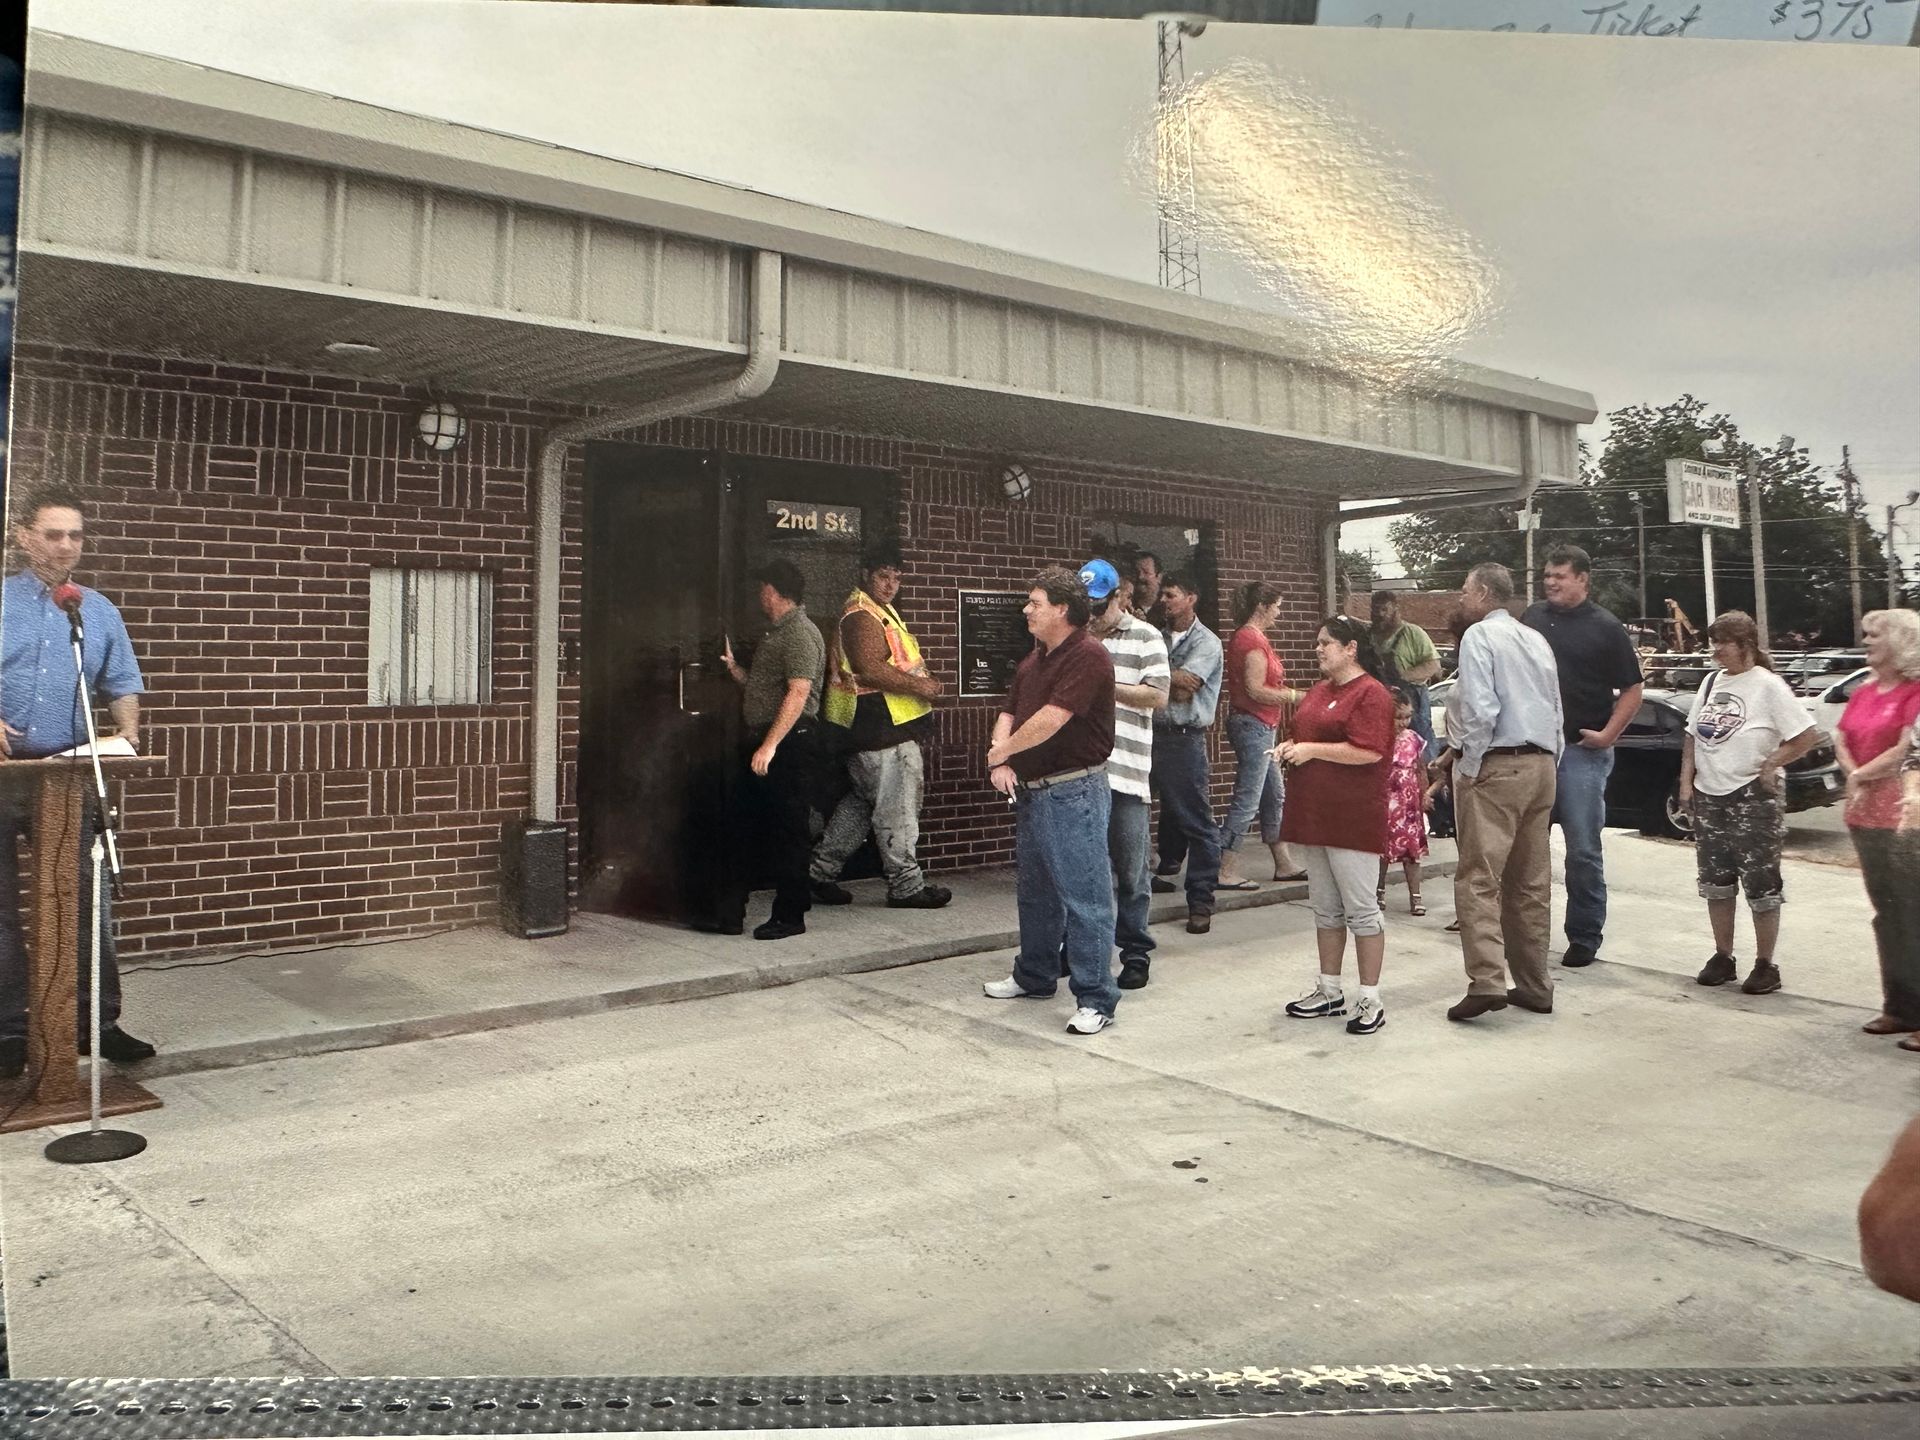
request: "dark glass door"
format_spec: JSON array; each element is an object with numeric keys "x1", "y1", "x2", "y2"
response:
[
  {"x1": 579, "y1": 444, "x2": 738, "y2": 924},
  {"x1": 579, "y1": 446, "x2": 902, "y2": 923}
]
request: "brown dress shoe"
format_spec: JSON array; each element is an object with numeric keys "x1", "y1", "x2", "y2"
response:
[
  {"x1": 1863, "y1": 1015, "x2": 1916, "y2": 1035},
  {"x1": 1506, "y1": 988, "x2": 1553, "y2": 1014},
  {"x1": 1186, "y1": 910, "x2": 1212, "y2": 935},
  {"x1": 1447, "y1": 993, "x2": 1509, "y2": 1022}
]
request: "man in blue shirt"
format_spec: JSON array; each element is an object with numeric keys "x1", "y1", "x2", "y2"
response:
[
  {"x1": 1150, "y1": 574, "x2": 1224, "y2": 934},
  {"x1": 0, "y1": 487, "x2": 151, "y2": 1080}
]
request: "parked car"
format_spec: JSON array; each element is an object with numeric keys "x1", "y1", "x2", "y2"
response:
[
  {"x1": 1805, "y1": 666, "x2": 1871, "y2": 739},
  {"x1": 1608, "y1": 690, "x2": 1844, "y2": 838},
  {"x1": 1779, "y1": 650, "x2": 1867, "y2": 697}
]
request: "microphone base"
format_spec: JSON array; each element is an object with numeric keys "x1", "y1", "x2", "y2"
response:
[{"x1": 45, "y1": 1127, "x2": 149, "y2": 1165}]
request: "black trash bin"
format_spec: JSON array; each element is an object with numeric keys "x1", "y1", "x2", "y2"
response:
[{"x1": 500, "y1": 818, "x2": 570, "y2": 939}]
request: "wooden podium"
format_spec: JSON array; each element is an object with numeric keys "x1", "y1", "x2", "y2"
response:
[{"x1": 0, "y1": 755, "x2": 164, "y2": 1133}]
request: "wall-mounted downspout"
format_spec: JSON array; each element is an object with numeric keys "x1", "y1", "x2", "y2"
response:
[
  {"x1": 1321, "y1": 412, "x2": 1547, "y2": 613},
  {"x1": 528, "y1": 248, "x2": 783, "y2": 821}
]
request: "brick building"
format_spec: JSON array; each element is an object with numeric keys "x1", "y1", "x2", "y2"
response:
[{"x1": 12, "y1": 36, "x2": 1595, "y2": 958}]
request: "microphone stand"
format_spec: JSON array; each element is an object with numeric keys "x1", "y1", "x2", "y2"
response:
[{"x1": 44, "y1": 597, "x2": 147, "y2": 1165}]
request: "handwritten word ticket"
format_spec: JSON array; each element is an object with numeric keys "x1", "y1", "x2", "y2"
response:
[{"x1": 1318, "y1": 0, "x2": 1920, "y2": 43}]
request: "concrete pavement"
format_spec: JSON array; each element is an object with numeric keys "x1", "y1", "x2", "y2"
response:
[{"x1": 2, "y1": 830, "x2": 1916, "y2": 1380}]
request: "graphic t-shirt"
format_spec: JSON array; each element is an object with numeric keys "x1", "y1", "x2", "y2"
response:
[{"x1": 1685, "y1": 667, "x2": 1814, "y2": 797}]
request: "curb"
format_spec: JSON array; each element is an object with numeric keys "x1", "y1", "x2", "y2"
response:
[{"x1": 126, "y1": 863, "x2": 1454, "y2": 1080}]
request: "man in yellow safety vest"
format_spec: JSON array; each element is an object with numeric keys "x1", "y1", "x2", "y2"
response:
[{"x1": 809, "y1": 543, "x2": 952, "y2": 909}]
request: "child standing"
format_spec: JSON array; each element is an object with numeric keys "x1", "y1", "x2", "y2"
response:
[{"x1": 1380, "y1": 687, "x2": 1431, "y2": 916}]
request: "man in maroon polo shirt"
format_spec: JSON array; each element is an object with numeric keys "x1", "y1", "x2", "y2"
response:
[{"x1": 981, "y1": 567, "x2": 1122, "y2": 1035}]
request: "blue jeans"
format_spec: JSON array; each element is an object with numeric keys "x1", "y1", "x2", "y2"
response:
[
  {"x1": 1218, "y1": 712, "x2": 1283, "y2": 851},
  {"x1": 1109, "y1": 791, "x2": 1154, "y2": 962},
  {"x1": 1553, "y1": 744, "x2": 1615, "y2": 952},
  {"x1": 1152, "y1": 729, "x2": 1221, "y2": 912},
  {"x1": 1407, "y1": 684, "x2": 1436, "y2": 759},
  {"x1": 1011, "y1": 773, "x2": 1121, "y2": 1015}
]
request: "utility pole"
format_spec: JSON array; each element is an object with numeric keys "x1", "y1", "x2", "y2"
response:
[
  {"x1": 1631, "y1": 491, "x2": 1647, "y2": 621},
  {"x1": 1840, "y1": 446, "x2": 1863, "y2": 643},
  {"x1": 1746, "y1": 450, "x2": 1770, "y2": 649},
  {"x1": 1891, "y1": 503, "x2": 1902, "y2": 611}
]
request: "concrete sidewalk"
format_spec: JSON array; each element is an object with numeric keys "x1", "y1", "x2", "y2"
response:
[{"x1": 116, "y1": 856, "x2": 1449, "y2": 1079}]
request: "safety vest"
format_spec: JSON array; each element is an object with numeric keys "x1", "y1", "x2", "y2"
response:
[{"x1": 823, "y1": 588, "x2": 933, "y2": 729}]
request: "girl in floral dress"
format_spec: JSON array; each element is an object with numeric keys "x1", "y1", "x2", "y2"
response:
[{"x1": 1379, "y1": 687, "x2": 1431, "y2": 916}]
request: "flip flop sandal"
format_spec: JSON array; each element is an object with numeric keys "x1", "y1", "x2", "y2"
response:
[
  {"x1": 1273, "y1": 871, "x2": 1309, "y2": 882},
  {"x1": 1218, "y1": 879, "x2": 1262, "y2": 891},
  {"x1": 1899, "y1": 1034, "x2": 1920, "y2": 1053}
]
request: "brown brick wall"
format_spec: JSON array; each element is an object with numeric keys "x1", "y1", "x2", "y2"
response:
[{"x1": 8, "y1": 342, "x2": 1331, "y2": 957}]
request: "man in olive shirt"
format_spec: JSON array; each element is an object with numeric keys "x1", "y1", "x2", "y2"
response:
[
  {"x1": 721, "y1": 559, "x2": 826, "y2": 940},
  {"x1": 1372, "y1": 591, "x2": 1442, "y2": 757},
  {"x1": 1522, "y1": 545, "x2": 1645, "y2": 968}
]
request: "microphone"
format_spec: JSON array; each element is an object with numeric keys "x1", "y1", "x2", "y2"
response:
[{"x1": 52, "y1": 582, "x2": 85, "y2": 636}]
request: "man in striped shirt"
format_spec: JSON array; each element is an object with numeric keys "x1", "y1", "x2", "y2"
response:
[{"x1": 1083, "y1": 559, "x2": 1171, "y2": 990}]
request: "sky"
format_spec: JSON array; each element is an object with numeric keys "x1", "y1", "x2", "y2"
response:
[{"x1": 29, "y1": 0, "x2": 1920, "y2": 578}]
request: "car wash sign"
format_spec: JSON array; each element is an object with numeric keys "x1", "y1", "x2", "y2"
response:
[{"x1": 1666, "y1": 458, "x2": 1741, "y2": 529}]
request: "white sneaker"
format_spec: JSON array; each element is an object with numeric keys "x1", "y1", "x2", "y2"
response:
[
  {"x1": 1285, "y1": 983, "x2": 1347, "y2": 1019},
  {"x1": 1345, "y1": 996, "x2": 1386, "y2": 1035},
  {"x1": 1066, "y1": 1007, "x2": 1113, "y2": 1035},
  {"x1": 983, "y1": 975, "x2": 1045, "y2": 1000}
]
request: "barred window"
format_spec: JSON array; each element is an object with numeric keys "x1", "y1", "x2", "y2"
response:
[{"x1": 367, "y1": 568, "x2": 494, "y2": 706}]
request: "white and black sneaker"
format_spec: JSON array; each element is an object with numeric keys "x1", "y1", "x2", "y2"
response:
[
  {"x1": 1285, "y1": 983, "x2": 1347, "y2": 1019},
  {"x1": 1066, "y1": 1007, "x2": 1114, "y2": 1035},
  {"x1": 1345, "y1": 996, "x2": 1386, "y2": 1035},
  {"x1": 983, "y1": 976, "x2": 1051, "y2": 1000}
]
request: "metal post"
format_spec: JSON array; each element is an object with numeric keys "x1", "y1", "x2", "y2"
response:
[
  {"x1": 1746, "y1": 453, "x2": 1769, "y2": 648},
  {"x1": 1524, "y1": 496, "x2": 1536, "y2": 604},
  {"x1": 1703, "y1": 527, "x2": 1718, "y2": 626}
]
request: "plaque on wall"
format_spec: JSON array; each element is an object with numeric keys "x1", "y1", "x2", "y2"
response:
[{"x1": 957, "y1": 590, "x2": 1032, "y2": 698}]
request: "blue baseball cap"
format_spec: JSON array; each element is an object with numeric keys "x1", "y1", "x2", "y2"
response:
[{"x1": 1078, "y1": 558, "x2": 1122, "y2": 601}]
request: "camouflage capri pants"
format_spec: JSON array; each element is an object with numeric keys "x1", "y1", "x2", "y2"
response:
[{"x1": 1693, "y1": 782, "x2": 1787, "y2": 912}]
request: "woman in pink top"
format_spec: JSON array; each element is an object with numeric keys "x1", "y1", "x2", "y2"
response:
[{"x1": 1836, "y1": 609, "x2": 1920, "y2": 1049}]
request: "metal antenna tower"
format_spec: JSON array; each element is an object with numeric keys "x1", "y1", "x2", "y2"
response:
[{"x1": 1154, "y1": 16, "x2": 1205, "y2": 294}]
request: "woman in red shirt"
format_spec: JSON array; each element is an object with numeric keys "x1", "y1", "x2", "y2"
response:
[
  {"x1": 1218, "y1": 581, "x2": 1306, "y2": 887},
  {"x1": 1273, "y1": 616, "x2": 1396, "y2": 1036},
  {"x1": 1838, "y1": 608, "x2": 1920, "y2": 1049}
]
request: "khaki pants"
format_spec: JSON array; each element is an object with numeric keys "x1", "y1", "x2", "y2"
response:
[{"x1": 1454, "y1": 752, "x2": 1557, "y2": 1001}]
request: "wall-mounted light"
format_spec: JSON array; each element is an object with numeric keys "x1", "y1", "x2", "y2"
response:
[
  {"x1": 1000, "y1": 463, "x2": 1033, "y2": 502},
  {"x1": 417, "y1": 400, "x2": 468, "y2": 453},
  {"x1": 325, "y1": 340, "x2": 383, "y2": 359}
]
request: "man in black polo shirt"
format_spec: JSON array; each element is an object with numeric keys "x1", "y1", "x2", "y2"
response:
[
  {"x1": 980, "y1": 567, "x2": 1122, "y2": 1035},
  {"x1": 1522, "y1": 544, "x2": 1645, "y2": 968}
]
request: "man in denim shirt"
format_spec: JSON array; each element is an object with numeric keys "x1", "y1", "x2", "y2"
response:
[
  {"x1": 1152, "y1": 575, "x2": 1224, "y2": 933},
  {"x1": 0, "y1": 487, "x2": 151, "y2": 1079}
]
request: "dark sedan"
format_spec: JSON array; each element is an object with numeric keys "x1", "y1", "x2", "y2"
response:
[{"x1": 1607, "y1": 690, "x2": 1844, "y2": 838}]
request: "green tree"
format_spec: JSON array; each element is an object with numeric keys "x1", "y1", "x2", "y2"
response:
[
  {"x1": 1389, "y1": 396, "x2": 1885, "y2": 646},
  {"x1": 1338, "y1": 547, "x2": 1378, "y2": 594}
]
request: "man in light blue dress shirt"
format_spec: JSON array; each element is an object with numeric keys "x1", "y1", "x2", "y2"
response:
[
  {"x1": 0, "y1": 488, "x2": 151, "y2": 1079},
  {"x1": 1150, "y1": 574, "x2": 1224, "y2": 933},
  {"x1": 1444, "y1": 561, "x2": 1565, "y2": 1024}
]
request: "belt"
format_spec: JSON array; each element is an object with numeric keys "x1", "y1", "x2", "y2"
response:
[
  {"x1": 1484, "y1": 743, "x2": 1549, "y2": 757},
  {"x1": 1157, "y1": 724, "x2": 1209, "y2": 736},
  {"x1": 1021, "y1": 764, "x2": 1106, "y2": 791}
]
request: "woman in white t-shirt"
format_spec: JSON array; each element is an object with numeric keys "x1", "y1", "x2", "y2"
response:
[{"x1": 1679, "y1": 611, "x2": 1822, "y2": 995}]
